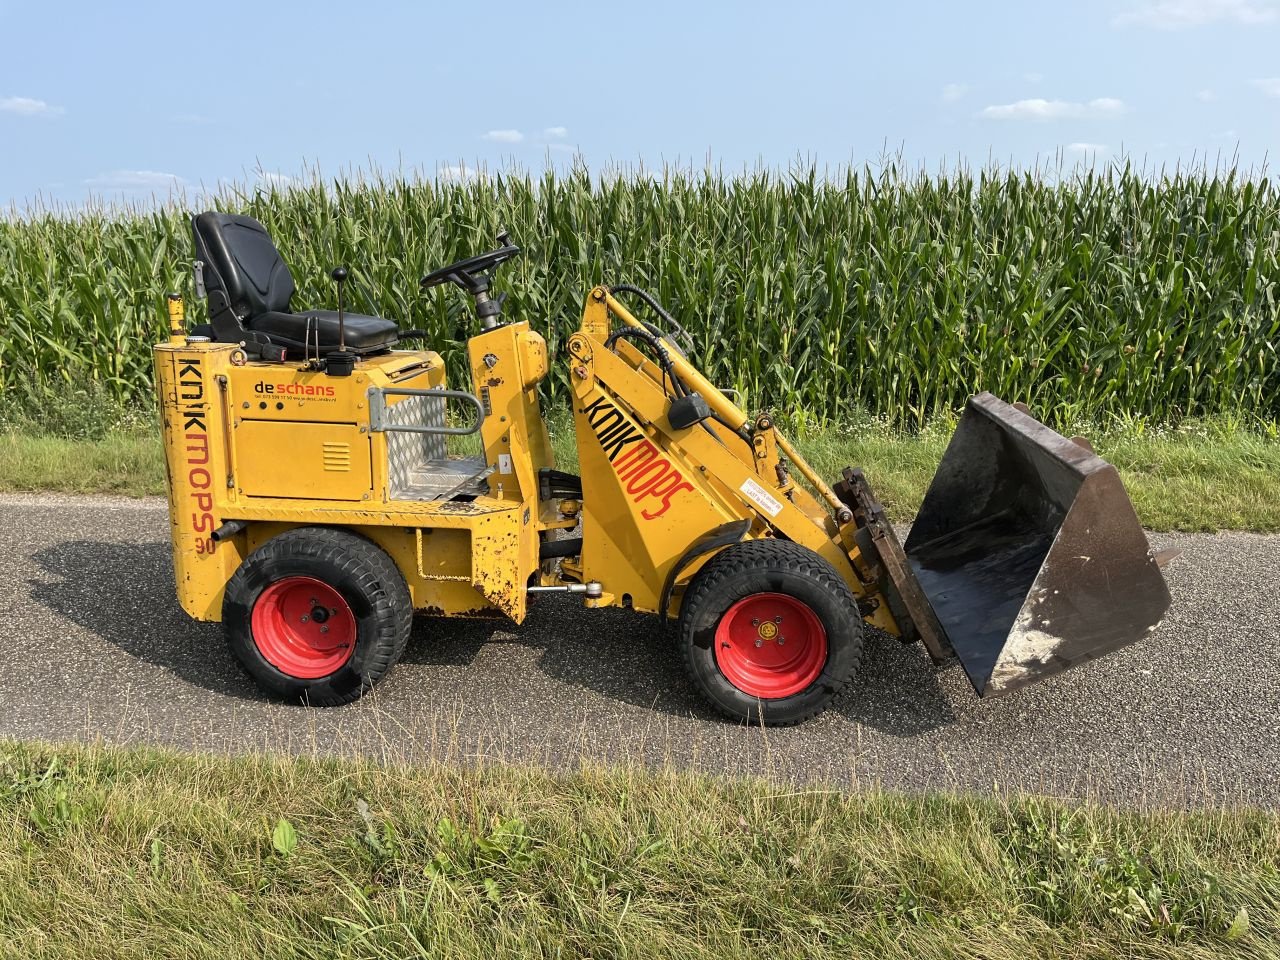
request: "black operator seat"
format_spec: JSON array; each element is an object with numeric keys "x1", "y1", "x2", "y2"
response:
[{"x1": 191, "y1": 212, "x2": 400, "y2": 356}]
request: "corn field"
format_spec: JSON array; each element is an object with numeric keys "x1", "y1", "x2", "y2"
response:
[{"x1": 1, "y1": 163, "x2": 1277, "y2": 428}]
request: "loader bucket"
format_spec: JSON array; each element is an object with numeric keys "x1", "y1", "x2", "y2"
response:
[{"x1": 899, "y1": 393, "x2": 1171, "y2": 697}]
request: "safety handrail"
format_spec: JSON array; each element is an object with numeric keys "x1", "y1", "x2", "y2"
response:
[{"x1": 367, "y1": 387, "x2": 485, "y2": 436}]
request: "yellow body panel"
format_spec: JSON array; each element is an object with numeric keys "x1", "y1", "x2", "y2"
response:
[
  {"x1": 236, "y1": 421, "x2": 372, "y2": 500},
  {"x1": 468, "y1": 322, "x2": 555, "y2": 502},
  {"x1": 568, "y1": 289, "x2": 898, "y2": 631},
  {"x1": 154, "y1": 340, "x2": 544, "y2": 623},
  {"x1": 567, "y1": 332, "x2": 879, "y2": 618},
  {"x1": 156, "y1": 288, "x2": 901, "y2": 638},
  {"x1": 154, "y1": 346, "x2": 246, "y2": 621}
]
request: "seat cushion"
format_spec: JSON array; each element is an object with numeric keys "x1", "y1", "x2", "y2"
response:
[
  {"x1": 192, "y1": 212, "x2": 296, "y2": 317},
  {"x1": 249, "y1": 310, "x2": 400, "y2": 354}
]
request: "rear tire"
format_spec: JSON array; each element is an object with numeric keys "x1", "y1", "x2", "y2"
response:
[
  {"x1": 677, "y1": 538, "x2": 863, "y2": 725},
  {"x1": 223, "y1": 527, "x2": 412, "y2": 706}
]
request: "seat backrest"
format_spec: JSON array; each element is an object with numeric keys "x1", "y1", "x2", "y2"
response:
[{"x1": 192, "y1": 212, "x2": 294, "y2": 318}]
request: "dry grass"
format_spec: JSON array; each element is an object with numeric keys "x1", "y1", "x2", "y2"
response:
[{"x1": 0, "y1": 739, "x2": 1274, "y2": 959}]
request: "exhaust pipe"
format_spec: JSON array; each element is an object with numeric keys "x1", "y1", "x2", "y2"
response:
[{"x1": 210, "y1": 519, "x2": 249, "y2": 543}]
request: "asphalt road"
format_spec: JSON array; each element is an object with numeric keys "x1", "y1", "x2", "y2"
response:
[{"x1": 1, "y1": 492, "x2": 1276, "y2": 807}]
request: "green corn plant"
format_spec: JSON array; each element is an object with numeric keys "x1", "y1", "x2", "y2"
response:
[{"x1": 1, "y1": 160, "x2": 1277, "y2": 430}]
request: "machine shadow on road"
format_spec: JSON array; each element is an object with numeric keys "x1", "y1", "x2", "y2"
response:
[
  {"x1": 402, "y1": 596, "x2": 958, "y2": 736},
  {"x1": 27, "y1": 540, "x2": 265, "y2": 701},
  {"x1": 29, "y1": 540, "x2": 956, "y2": 735}
]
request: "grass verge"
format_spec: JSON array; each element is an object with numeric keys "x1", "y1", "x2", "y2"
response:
[
  {"x1": 0, "y1": 740, "x2": 1274, "y2": 959},
  {"x1": 2, "y1": 413, "x2": 1279, "y2": 531},
  {"x1": 0, "y1": 431, "x2": 166, "y2": 497}
]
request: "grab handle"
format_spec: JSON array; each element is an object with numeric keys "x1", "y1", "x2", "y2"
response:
[{"x1": 367, "y1": 387, "x2": 485, "y2": 436}]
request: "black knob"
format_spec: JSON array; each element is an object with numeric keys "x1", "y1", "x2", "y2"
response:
[{"x1": 332, "y1": 266, "x2": 349, "y2": 283}]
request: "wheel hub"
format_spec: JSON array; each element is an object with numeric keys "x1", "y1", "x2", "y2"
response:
[
  {"x1": 250, "y1": 576, "x2": 356, "y2": 679},
  {"x1": 713, "y1": 592, "x2": 827, "y2": 699}
]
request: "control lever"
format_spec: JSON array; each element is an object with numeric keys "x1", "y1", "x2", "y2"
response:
[
  {"x1": 332, "y1": 266, "x2": 349, "y2": 349},
  {"x1": 326, "y1": 266, "x2": 356, "y2": 377}
]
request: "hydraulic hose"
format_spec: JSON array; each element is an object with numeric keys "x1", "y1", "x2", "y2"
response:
[
  {"x1": 606, "y1": 284, "x2": 695, "y2": 354},
  {"x1": 605, "y1": 323, "x2": 750, "y2": 450},
  {"x1": 605, "y1": 326, "x2": 689, "y2": 397}
]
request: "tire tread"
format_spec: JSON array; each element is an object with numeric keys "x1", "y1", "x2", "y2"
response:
[
  {"x1": 678, "y1": 538, "x2": 864, "y2": 726},
  {"x1": 223, "y1": 526, "x2": 412, "y2": 706}
]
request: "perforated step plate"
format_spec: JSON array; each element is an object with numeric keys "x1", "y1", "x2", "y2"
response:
[{"x1": 395, "y1": 456, "x2": 491, "y2": 501}]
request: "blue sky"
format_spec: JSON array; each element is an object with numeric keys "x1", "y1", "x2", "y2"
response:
[{"x1": 1, "y1": 0, "x2": 1277, "y2": 208}]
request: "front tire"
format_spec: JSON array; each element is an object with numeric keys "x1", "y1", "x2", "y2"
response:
[
  {"x1": 223, "y1": 527, "x2": 412, "y2": 706},
  {"x1": 678, "y1": 538, "x2": 863, "y2": 725}
]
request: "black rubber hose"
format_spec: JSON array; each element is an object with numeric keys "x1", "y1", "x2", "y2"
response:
[
  {"x1": 606, "y1": 284, "x2": 695, "y2": 353},
  {"x1": 211, "y1": 519, "x2": 249, "y2": 543},
  {"x1": 605, "y1": 326, "x2": 689, "y2": 397},
  {"x1": 605, "y1": 323, "x2": 753, "y2": 451}
]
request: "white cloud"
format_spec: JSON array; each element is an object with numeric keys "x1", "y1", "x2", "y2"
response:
[
  {"x1": 1254, "y1": 77, "x2": 1280, "y2": 97},
  {"x1": 438, "y1": 164, "x2": 478, "y2": 183},
  {"x1": 256, "y1": 171, "x2": 296, "y2": 188},
  {"x1": 940, "y1": 83, "x2": 968, "y2": 103},
  {"x1": 482, "y1": 129, "x2": 524, "y2": 143},
  {"x1": 979, "y1": 97, "x2": 1125, "y2": 120},
  {"x1": 543, "y1": 125, "x2": 568, "y2": 138},
  {"x1": 1067, "y1": 142, "x2": 1109, "y2": 156},
  {"x1": 0, "y1": 96, "x2": 63, "y2": 116},
  {"x1": 1114, "y1": 0, "x2": 1278, "y2": 28},
  {"x1": 84, "y1": 170, "x2": 184, "y2": 191},
  {"x1": 1197, "y1": 88, "x2": 1216, "y2": 101}
]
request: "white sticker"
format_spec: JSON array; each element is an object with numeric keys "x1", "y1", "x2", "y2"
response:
[
  {"x1": 498, "y1": 453, "x2": 513, "y2": 475},
  {"x1": 739, "y1": 477, "x2": 784, "y2": 517}
]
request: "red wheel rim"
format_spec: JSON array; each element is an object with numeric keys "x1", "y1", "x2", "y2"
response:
[
  {"x1": 250, "y1": 576, "x2": 356, "y2": 679},
  {"x1": 713, "y1": 593, "x2": 828, "y2": 699}
]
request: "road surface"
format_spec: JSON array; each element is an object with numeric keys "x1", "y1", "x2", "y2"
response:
[{"x1": 1, "y1": 493, "x2": 1276, "y2": 807}]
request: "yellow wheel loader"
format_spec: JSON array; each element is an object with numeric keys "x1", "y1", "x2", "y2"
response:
[{"x1": 154, "y1": 212, "x2": 1172, "y2": 725}]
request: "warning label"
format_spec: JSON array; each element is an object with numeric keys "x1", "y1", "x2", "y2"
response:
[{"x1": 739, "y1": 477, "x2": 784, "y2": 517}]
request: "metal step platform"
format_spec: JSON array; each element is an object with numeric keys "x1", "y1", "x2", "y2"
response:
[{"x1": 394, "y1": 456, "x2": 494, "y2": 501}]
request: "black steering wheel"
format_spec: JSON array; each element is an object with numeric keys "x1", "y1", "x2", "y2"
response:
[{"x1": 420, "y1": 233, "x2": 521, "y2": 295}]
